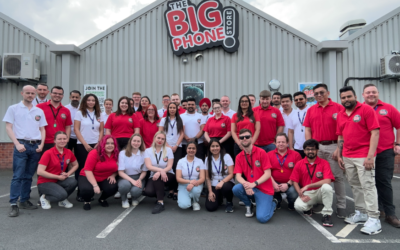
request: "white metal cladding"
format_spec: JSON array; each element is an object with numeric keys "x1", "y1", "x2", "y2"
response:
[
  {"x1": 0, "y1": 13, "x2": 61, "y2": 142},
  {"x1": 336, "y1": 8, "x2": 400, "y2": 109},
  {"x1": 78, "y1": 0, "x2": 323, "y2": 111}
]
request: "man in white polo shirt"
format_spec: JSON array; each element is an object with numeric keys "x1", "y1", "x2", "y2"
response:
[
  {"x1": 288, "y1": 92, "x2": 309, "y2": 158},
  {"x1": 32, "y1": 83, "x2": 49, "y2": 107},
  {"x1": 65, "y1": 90, "x2": 81, "y2": 151},
  {"x1": 3, "y1": 85, "x2": 47, "y2": 217}
]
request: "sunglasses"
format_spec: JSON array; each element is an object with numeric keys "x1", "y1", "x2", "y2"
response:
[
  {"x1": 314, "y1": 91, "x2": 326, "y2": 96},
  {"x1": 239, "y1": 135, "x2": 251, "y2": 140},
  {"x1": 294, "y1": 98, "x2": 305, "y2": 101}
]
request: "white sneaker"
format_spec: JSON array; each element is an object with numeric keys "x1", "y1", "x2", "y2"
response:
[
  {"x1": 239, "y1": 201, "x2": 245, "y2": 206},
  {"x1": 192, "y1": 202, "x2": 201, "y2": 211},
  {"x1": 40, "y1": 195, "x2": 51, "y2": 209},
  {"x1": 58, "y1": 199, "x2": 73, "y2": 208},
  {"x1": 245, "y1": 205, "x2": 254, "y2": 217},
  {"x1": 360, "y1": 218, "x2": 382, "y2": 235},
  {"x1": 114, "y1": 192, "x2": 121, "y2": 199},
  {"x1": 127, "y1": 193, "x2": 132, "y2": 199},
  {"x1": 132, "y1": 200, "x2": 139, "y2": 206},
  {"x1": 345, "y1": 210, "x2": 368, "y2": 224},
  {"x1": 122, "y1": 200, "x2": 130, "y2": 208}
]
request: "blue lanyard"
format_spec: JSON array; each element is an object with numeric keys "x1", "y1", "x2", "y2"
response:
[
  {"x1": 374, "y1": 106, "x2": 379, "y2": 111},
  {"x1": 87, "y1": 111, "x2": 95, "y2": 130},
  {"x1": 57, "y1": 154, "x2": 65, "y2": 172},
  {"x1": 276, "y1": 153, "x2": 288, "y2": 173},
  {"x1": 187, "y1": 161, "x2": 195, "y2": 180},
  {"x1": 213, "y1": 159, "x2": 222, "y2": 176},
  {"x1": 169, "y1": 120, "x2": 176, "y2": 136},
  {"x1": 298, "y1": 111, "x2": 306, "y2": 125}
]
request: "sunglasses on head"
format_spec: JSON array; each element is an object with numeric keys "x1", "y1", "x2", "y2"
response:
[{"x1": 239, "y1": 135, "x2": 251, "y2": 140}]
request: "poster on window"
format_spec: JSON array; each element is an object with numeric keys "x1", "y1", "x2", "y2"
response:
[
  {"x1": 84, "y1": 84, "x2": 107, "y2": 112},
  {"x1": 181, "y1": 82, "x2": 205, "y2": 111},
  {"x1": 298, "y1": 82, "x2": 321, "y2": 105}
]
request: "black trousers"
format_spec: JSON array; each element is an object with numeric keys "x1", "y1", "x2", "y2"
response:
[
  {"x1": 75, "y1": 144, "x2": 97, "y2": 182},
  {"x1": 234, "y1": 143, "x2": 242, "y2": 161},
  {"x1": 41, "y1": 143, "x2": 55, "y2": 158},
  {"x1": 143, "y1": 173, "x2": 178, "y2": 200},
  {"x1": 225, "y1": 137, "x2": 235, "y2": 160},
  {"x1": 205, "y1": 181, "x2": 234, "y2": 212},
  {"x1": 67, "y1": 138, "x2": 78, "y2": 152},
  {"x1": 375, "y1": 149, "x2": 396, "y2": 216},
  {"x1": 295, "y1": 149, "x2": 306, "y2": 158},
  {"x1": 116, "y1": 138, "x2": 130, "y2": 151},
  {"x1": 78, "y1": 175, "x2": 118, "y2": 202}
]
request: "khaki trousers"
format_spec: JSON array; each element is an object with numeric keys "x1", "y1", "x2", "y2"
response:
[{"x1": 294, "y1": 184, "x2": 333, "y2": 215}]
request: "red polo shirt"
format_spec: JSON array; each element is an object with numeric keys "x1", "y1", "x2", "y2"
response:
[
  {"x1": 140, "y1": 118, "x2": 160, "y2": 148},
  {"x1": 80, "y1": 150, "x2": 118, "y2": 182},
  {"x1": 135, "y1": 111, "x2": 144, "y2": 121},
  {"x1": 231, "y1": 112, "x2": 260, "y2": 137},
  {"x1": 254, "y1": 106, "x2": 285, "y2": 145},
  {"x1": 36, "y1": 101, "x2": 72, "y2": 143},
  {"x1": 163, "y1": 106, "x2": 186, "y2": 117},
  {"x1": 203, "y1": 114, "x2": 231, "y2": 138},
  {"x1": 336, "y1": 102, "x2": 380, "y2": 158},
  {"x1": 104, "y1": 112, "x2": 139, "y2": 138},
  {"x1": 290, "y1": 157, "x2": 335, "y2": 190},
  {"x1": 366, "y1": 100, "x2": 400, "y2": 154},
  {"x1": 234, "y1": 146, "x2": 274, "y2": 195},
  {"x1": 268, "y1": 148, "x2": 302, "y2": 183},
  {"x1": 303, "y1": 99, "x2": 344, "y2": 141},
  {"x1": 38, "y1": 147, "x2": 76, "y2": 185}
]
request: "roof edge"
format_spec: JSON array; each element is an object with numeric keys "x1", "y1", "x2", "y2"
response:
[
  {"x1": 316, "y1": 40, "x2": 348, "y2": 53},
  {"x1": 50, "y1": 44, "x2": 81, "y2": 56}
]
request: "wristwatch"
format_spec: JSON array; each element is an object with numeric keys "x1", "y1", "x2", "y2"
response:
[
  {"x1": 395, "y1": 143, "x2": 400, "y2": 146},
  {"x1": 254, "y1": 181, "x2": 259, "y2": 186}
]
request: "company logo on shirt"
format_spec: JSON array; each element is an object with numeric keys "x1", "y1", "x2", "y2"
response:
[
  {"x1": 61, "y1": 113, "x2": 66, "y2": 119},
  {"x1": 316, "y1": 172, "x2": 323, "y2": 179},
  {"x1": 66, "y1": 159, "x2": 70, "y2": 164},
  {"x1": 128, "y1": 118, "x2": 133, "y2": 123},
  {"x1": 379, "y1": 109, "x2": 388, "y2": 116},
  {"x1": 255, "y1": 160, "x2": 261, "y2": 167},
  {"x1": 196, "y1": 166, "x2": 200, "y2": 172},
  {"x1": 97, "y1": 117, "x2": 101, "y2": 122},
  {"x1": 353, "y1": 115, "x2": 361, "y2": 123},
  {"x1": 221, "y1": 123, "x2": 226, "y2": 128},
  {"x1": 35, "y1": 115, "x2": 41, "y2": 121},
  {"x1": 288, "y1": 162, "x2": 294, "y2": 168},
  {"x1": 197, "y1": 119, "x2": 201, "y2": 124},
  {"x1": 163, "y1": 157, "x2": 168, "y2": 162},
  {"x1": 332, "y1": 113, "x2": 337, "y2": 120},
  {"x1": 224, "y1": 164, "x2": 228, "y2": 170},
  {"x1": 249, "y1": 119, "x2": 254, "y2": 123},
  {"x1": 271, "y1": 113, "x2": 277, "y2": 118}
]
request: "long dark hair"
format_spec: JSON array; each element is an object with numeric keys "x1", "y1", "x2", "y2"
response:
[
  {"x1": 236, "y1": 95, "x2": 255, "y2": 123},
  {"x1": 79, "y1": 94, "x2": 101, "y2": 119},
  {"x1": 137, "y1": 96, "x2": 151, "y2": 112},
  {"x1": 164, "y1": 102, "x2": 184, "y2": 133},
  {"x1": 207, "y1": 139, "x2": 226, "y2": 179},
  {"x1": 115, "y1": 96, "x2": 134, "y2": 116}
]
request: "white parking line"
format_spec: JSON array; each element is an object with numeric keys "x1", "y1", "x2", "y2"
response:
[
  {"x1": 336, "y1": 224, "x2": 358, "y2": 238},
  {"x1": 96, "y1": 195, "x2": 146, "y2": 239},
  {"x1": 393, "y1": 176, "x2": 400, "y2": 179},
  {"x1": 340, "y1": 239, "x2": 400, "y2": 243}
]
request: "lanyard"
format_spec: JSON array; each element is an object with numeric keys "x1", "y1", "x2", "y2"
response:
[
  {"x1": 244, "y1": 152, "x2": 254, "y2": 178},
  {"x1": 87, "y1": 111, "x2": 95, "y2": 130},
  {"x1": 374, "y1": 106, "x2": 379, "y2": 111},
  {"x1": 155, "y1": 151, "x2": 162, "y2": 166},
  {"x1": 187, "y1": 161, "x2": 195, "y2": 180},
  {"x1": 36, "y1": 98, "x2": 46, "y2": 104},
  {"x1": 169, "y1": 120, "x2": 176, "y2": 136},
  {"x1": 57, "y1": 154, "x2": 65, "y2": 172},
  {"x1": 276, "y1": 153, "x2": 288, "y2": 173},
  {"x1": 305, "y1": 163, "x2": 317, "y2": 183},
  {"x1": 298, "y1": 111, "x2": 306, "y2": 132},
  {"x1": 50, "y1": 105, "x2": 61, "y2": 128},
  {"x1": 213, "y1": 159, "x2": 222, "y2": 176}
]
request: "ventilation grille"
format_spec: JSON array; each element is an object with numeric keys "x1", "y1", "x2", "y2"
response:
[
  {"x1": 388, "y1": 55, "x2": 400, "y2": 73},
  {"x1": 3, "y1": 55, "x2": 22, "y2": 76}
]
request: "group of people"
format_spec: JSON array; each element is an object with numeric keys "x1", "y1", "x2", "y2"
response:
[{"x1": 3, "y1": 82, "x2": 400, "y2": 236}]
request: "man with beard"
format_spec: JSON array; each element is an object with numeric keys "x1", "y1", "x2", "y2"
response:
[
  {"x1": 337, "y1": 86, "x2": 381, "y2": 235},
  {"x1": 181, "y1": 99, "x2": 188, "y2": 110},
  {"x1": 288, "y1": 92, "x2": 309, "y2": 158},
  {"x1": 272, "y1": 92, "x2": 282, "y2": 111},
  {"x1": 65, "y1": 90, "x2": 81, "y2": 151},
  {"x1": 281, "y1": 94, "x2": 294, "y2": 136},
  {"x1": 291, "y1": 139, "x2": 334, "y2": 227},
  {"x1": 362, "y1": 83, "x2": 400, "y2": 228},
  {"x1": 199, "y1": 98, "x2": 213, "y2": 151},
  {"x1": 163, "y1": 93, "x2": 186, "y2": 117},
  {"x1": 32, "y1": 83, "x2": 49, "y2": 107}
]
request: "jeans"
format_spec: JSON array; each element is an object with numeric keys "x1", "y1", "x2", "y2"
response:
[
  {"x1": 273, "y1": 182, "x2": 298, "y2": 208},
  {"x1": 375, "y1": 149, "x2": 396, "y2": 216},
  {"x1": 10, "y1": 141, "x2": 41, "y2": 204},
  {"x1": 177, "y1": 184, "x2": 203, "y2": 209},
  {"x1": 37, "y1": 178, "x2": 78, "y2": 202},
  {"x1": 256, "y1": 144, "x2": 276, "y2": 153},
  {"x1": 118, "y1": 174, "x2": 144, "y2": 201},
  {"x1": 232, "y1": 184, "x2": 276, "y2": 223}
]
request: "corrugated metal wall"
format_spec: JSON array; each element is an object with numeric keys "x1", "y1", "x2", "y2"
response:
[
  {"x1": 0, "y1": 15, "x2": 61, "y2": 142},
  {"x1": 337, "y1": 12, "x2": 400, "y2": 109},
  {"x1": 79, "y1": 0, "x2": 323, "y2": 110}
]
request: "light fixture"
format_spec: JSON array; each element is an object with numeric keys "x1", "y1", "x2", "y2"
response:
[
  {"x1": 182, "y1": 57, "x2": 188, "y2": 64},
  {"x1": 269, "y1": 79, "x2": 281, "y2": 91}
]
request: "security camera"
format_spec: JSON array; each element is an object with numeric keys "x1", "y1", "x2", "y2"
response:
[{"x1": 194, "y1": 53, "x2": 203, "y2": 61}]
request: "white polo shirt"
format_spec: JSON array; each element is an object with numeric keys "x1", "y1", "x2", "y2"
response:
[
  {"x1": 100, "y1": 111, "x2": 111, "y2": 134},
  {"x1": 200, "y1": 113, "x2": 213, "y2": 141},
  {"x1": 3, "y1": 101, "x2": 47, "y2": 140},
  {"x1": 181, "y1": 112, "x2": 206, "y2": 144},
  {"x1": 205, "y1": 154, "x2": 234, "y2": 186},
  {"x1": 74, "y1": 110, "x2": 101, "y2": 144},
  {"x1": 287, "y1": 106, "x2": 309, "y2": 150},
  {"x1": 159, "y1": 117, "x2": 182, "y2": 147},
  {"x1": 281, "y1": 109, "x2": 294, "y2": 135},
  {"x1": 65, "y1": 104, "x2": 79, "y2": 139},
  {"x1": 118, "y1": 150, "x2": 147, "y2": 175},
  {"x1": 176, "y1": 156, "x2": 206, "y2": 180},
  {"x1": 158, "y1": 108, "x2": 167, "y2": 118},
  {"x1": 222, "y1": 109, "x2": 236, "y2": 119},
  {"x1": 32, "y1": 97, "x2": 48, "y2": 107},
  {"x1": 145, "y1": 147, "x2": 174, "y2": 177}
]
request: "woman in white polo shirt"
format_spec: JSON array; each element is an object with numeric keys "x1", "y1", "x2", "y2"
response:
[
  {"x1": 117, "y1": 133, "x2": 147, "y2": 208},
  {"x1": 176, "y1": 141, "x2": 206, "y2": 211},
  {"x1": 143, "y1": 131, "x2": 177, "y2": 214},
  {"x1": 74, "y1": 94, "x2": 103, "y2": 201},
  {"x1": 205, "y1": 139, "x2": 235, "y2": 212}
]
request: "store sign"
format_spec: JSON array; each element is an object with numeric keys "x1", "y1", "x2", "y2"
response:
[
  {"x1": 165, "y1": 0, "x2": 240, "y2": 56},
  {"x1": 84, "y1": 84, "x2": 107, "y2": 112}
]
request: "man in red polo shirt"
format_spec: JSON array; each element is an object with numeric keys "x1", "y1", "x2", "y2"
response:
[
  {"x1": 163, "y1": 93, "x2": 186, "y2": 117},
  {"x1": 291, "y1": 139, "x2": 335, "y2": 227},
  {"x1": 254, "y1": 90, "x2": 284, "y2": 153},
  {"x1": 232, "y1": 129, "x2": 277, "y2": 223},
  {"x1": 337, "y1": 86, "x2": 381, "y2": 235},
  {"x1": 362, "y1": 83, "x2": 400, "y2": 228},
  {"x1": 268, "y1": 133, "x2": 302, "y2": 210},
  {"x1": 37, "y1": 86, "x2": 72, "y2": 155},
  {"x1": 304, "y1": 83, "x2": 346, "y2": 219}
]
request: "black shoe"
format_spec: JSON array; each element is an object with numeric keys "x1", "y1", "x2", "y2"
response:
[
  {"x1": 152, "y1": 202, "x2": 165, "y2": 214},
  {"x1": 273, "y1": 198, "x2": 279, "y2": 213},
  {"x1": 8, "y1": 205, "x2": 19, "y2": 217},
  {"x1": 98, "y1": 199, "x2": 109, "y2": 207},
  {"x1": 303, "y1": 209, "x2": 312, "y2": 216},
  {"x1": 322, "y1": 214, "x2": 333, "y2": 227},
  {"x1": 83, "y1": 203, "x2": 91, "y2": 211},
  {"x1": 167, "y1": 193, "x2": 174, "y2": 199},
  {"x1": 19, "y1": 200, "x2": 38, "y2": 210},
  {"x1": 288, "y1": 203, "x2": 295, "y2": 211},
  {"x1": 173, "y1": 194, "x2": 178, "y2": 200},
  {"x1": 225, "y1": 202, "x2": 234, "y2": 213},
  {"x1": 76, "y1": 196, "x2": 94, "y2": 202}
]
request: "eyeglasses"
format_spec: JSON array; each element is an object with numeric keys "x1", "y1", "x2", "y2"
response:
[
  {"x1": 163, "y1": 99, "x2": 170, "y2": 102},
  {"x1": 239, "y1": 135, "x2": 251, "y2": 140},
  {"x1": 240, "y1": 100, "x2": 249, "y2": 103},
  {"x1": 294, "y1": 98, "x2": 305, "y2": 101},
  {"x1": 51, "y1": 92, "x2": 63, "y2": 96},
  {"x1": 147, "y1": 109, "x2": 155, "y2": 111},
  {"x1": 314, "y1": 91, "x2": 326, "y2": 96},
  {"x1": 304, "y1": 148, "x2": 317, "y2": 152},
  {"x1": 213, "y1": 107, "x2": 221, "y2": 110}
]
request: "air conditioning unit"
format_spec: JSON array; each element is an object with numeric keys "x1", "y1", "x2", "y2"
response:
[
  {"x1": 380, "y1": 54, "x2": 400, "y2": 78},
  {"x1": 2, "y1": 53, "x2": 40, "y2": 80}
]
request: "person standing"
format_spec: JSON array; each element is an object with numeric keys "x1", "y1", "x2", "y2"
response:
[
  {"x1": 65, "y1": 90, "x2": 82, "y2": 152},
  {"x1": 3, "y1": 85, "x2": 47, "y2": 217},
  {"x1": 288, "y1": 92, "x2": 309, "y2": 158},
  {"x1": 220, "y1": 95, "x2": 236, "y2": 158},
  {"x1": 303, "y1": 83, "x2": 347, "y2": 218},
  {"x1": 139, "y1": 104, "x2": 160, "y2": 148},
  {"x1": 101, "y1": 98, "x2": 113, "y2": 135},
  {"x1": 272, "y1": 92, "x2": 283, "y2": 111},
  {"x1": 32, "y1": 83, "x2": 49, "y2": 107},
  {"x1": 132, "y1": 92, "x2": 141, "y2": 111},
  {"x1": 362, "y1": 83, "x2": 400, "y2": 227},
  {"x1": 36, "y1": 86, "x2": 72, "y2": 154},
  {"x1": 162, "y1": 93, "x2": 186, "y2": 117},
  {"x1": 337, "y1": 86, "x2": 382, "y2": 235},
  {"x1": 253, "y1": 90, "x2": 284, "y2": 153},
  {"x1": 248, "y1": 94, "x2": 256, "y2": 108},
  {"x1": 199, "y1": 97, "x2": 213, "y2": 153},
  {"x1": 181, "y1": 99, "x2": 188, "y2": 110},
  {"x1": 158, "y1": 95, "x2": 170, "y2": 118},
  {"x1": 281, "y1": 94, "x2": 294, "y2": 136}
]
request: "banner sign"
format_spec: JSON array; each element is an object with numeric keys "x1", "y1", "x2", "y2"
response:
[
  {"x1": 165, "y1": 0, "x2": 240, "y2": 56},
  {"x1": 181, "y1": 82, "x2": 205, "y2": 111},
  {"x1": 298, "y1": 82, "x2": 321, "y2": 105},
  {"x1": 84, "y1": 84, "x2": 107, "y2": 112}
]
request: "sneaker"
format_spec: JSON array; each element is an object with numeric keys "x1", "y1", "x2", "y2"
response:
[
  {"x1": 8, "y1": 205, "x2": 19, "y2": 217},
  {"x1": 19, "y1": 200, "x2": 38, "y2": 210},
  {"x1": 192, "y1": 202, "x2": 201, "y2": 211},
  {"x1": 360, "y1": 218, "x2": 382, "y2": 235},
  {"x1": 83, "y1": 203, "x2": 91, "y2": 211},
  {"x1": 132, "y1": 200, "x2": 139, "y2": 206},
  {"x1": 167, "y1": 193, "x2": 174, "y2": 199},
  {"x1": 114, "y1": 192, "x2": 121, "y2": 199},
  {"x1": 225, "y1": 202, "x2": 234, "y2": 213},
  {"x1": 152, "y1": 202, "x2": 165, "y2": 214},
  {"x1": 303, "y1": 209, "x2": 312, "y2": 216},
  {"x1": 273, "y1": 198, "x2": 278, "y2": 213},
  {"x1": 245, "y1": 204, "x2": 254, "y2": 218},
  {"x1": 127, "y1": 193, "x2": 132, "y2": 199},
  {"x1": 239, "y1": 201, "x2": 245, "y2": 206},
  {"x1": 122, "y1": 199, "x2": 130, "y2": 208},
  {"x1": 288, "y1": 203, "x2": 295, "y2": 211},
  {"x1": 336, "y1": 208, "x2": 347, "y2": 219},
  {"x1": 276, "y1": 202, "x2": 281, "y2": 210},
  {"x1": 250, "y1": 199, "x2": 256, "y2": 207},
  {"x1": 173, "y1": 194, "x2": 178, "y2": 201},
  {"x1": 312, "y1": 204, "x2": 323, "y2": 214},
  {"x1": 98, "y1": 199, "x2": 109, "y2": 207},
  {"x1": 37, "y1": 200, "x2": 41, "y2": 206},
  {"x1": 39, "y1": 195, "x2": 51, "y2": 210},
  {"x1": 58, "y1": 199, "x2": 73, "y2": 208},
  {"x1": 345, "y1": 211, "x2": 368, "y2": 224},
  {"x1": 322, "y1": 215, "x2": 333, "y2": 227},
  {"x1": 385, "y1": 215, "x2": 400, "y2": 228}
]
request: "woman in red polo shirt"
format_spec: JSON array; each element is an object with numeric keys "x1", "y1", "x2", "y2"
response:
[
  {"x1": 105, "y1": 96, "x2": 139, "y2": 151},
  {"x1": 78, "y1": 135, "x2": 119, "y2": 210},
  {"x1": 231, "y1": 95, "x2": 260, "y2": 158},
  {"x1": 37, "y1": 131, "x2": 79, "y2": 209},
  {"x1": 136, "y1": 96, "x2": 151, "y2": 121},
  {"x1": 139, "y1": 104, "x2": 160, "y2": 148},
  {"x1": 204, "y1": 102, "x2": 232, "y2": 155}
]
